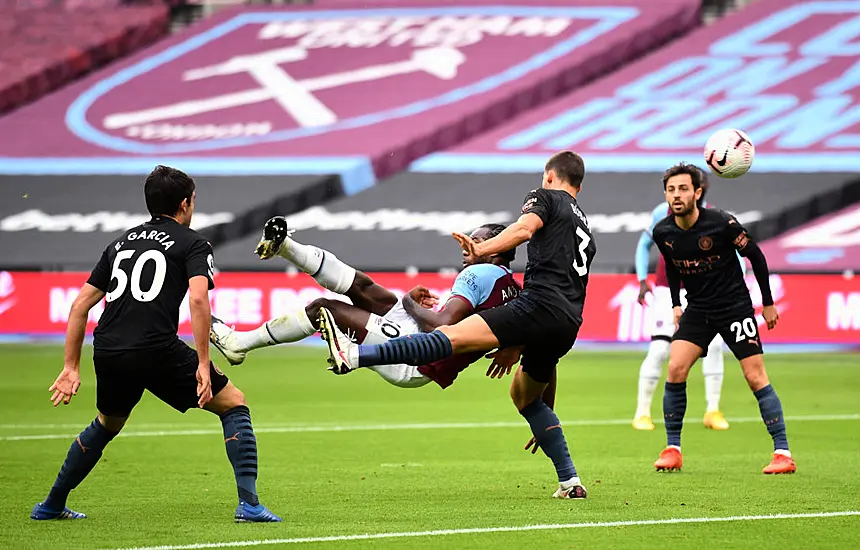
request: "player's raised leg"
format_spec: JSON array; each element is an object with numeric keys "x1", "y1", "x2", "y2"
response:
[
  {"x1": 322, "y1": 312, "x2": 499, "y2": 374},
  {"x1": 654, "y1": 339, "x2": 702, "y2": 472},
  {"x1": 209, "y1": 297, "x2": 339, "y2": 365},
  {"x1": 31, "y1": 413, "x2": 125, "y2": 520},
  {"x1": 702, "y1": 335, "x2": 729, "y2": 430},
  {"x1": 316, "y1": 307, "x2": 431, "y2": 387},
  {"x1": 210, "y1": 294, "x2": 403, "y2": 368},
  {"x1": 254, "y1": 217, "x2": 398, "y2": 314},
  {"x1": 255, "y1": 215, "x2": 356, "y2": 292},
  {"x1": 210, "y1": 305, "x2": 316, "y2": 365}
]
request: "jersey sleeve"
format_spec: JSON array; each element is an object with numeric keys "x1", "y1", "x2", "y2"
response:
[
  {"x1": 653, "y1": 226, "x2": 682, "y2": 307},
  {"x1": 450, "y1": 265, "x2": 497, "y2": 310},
  {"x1": 86, "y1": 247, "x2": 112, "y2": 292},
  {"x1": 634, "y1": 233, "x2": 652, "y2": 282},
  {"x1": 648, "y1": 203, "x2": 669, "y2": 236},
  {"x1": 720, "y1": 211, "x2": 752, "y2": 254},
  {"x1": 635, "y1": 204, "x2": 667, "y2": 281},
  {"x1": 520, "y1": 188, "x2": 555, "y2": 225},
  {"x1": 186, "y1": 238, "x2": 215, "y2": 290}
]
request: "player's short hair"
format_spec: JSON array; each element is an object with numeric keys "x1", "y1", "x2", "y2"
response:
[
  {"x1": 545, "y1": 151, "x2": 585, "y2": 189},
  {"x1": 144, "y1": 165, "x2": 196, "y2": 217},
  {"x1": 662, "y1": 162, "x2": 703, "y2": 191},
  {"x1": 696, "y1": 166, "x2": 709, "y2": 207},
  {"x1": 479, "y1": 223, "x2": 516, "y2": 264}
]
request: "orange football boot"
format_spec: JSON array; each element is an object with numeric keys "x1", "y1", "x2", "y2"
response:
[
  {"x1": 654, "y1": 447, "x2": 683, "y2": 471},
  {"x1": 763, "y1": 452, "x2": 796, "y2": 474}
]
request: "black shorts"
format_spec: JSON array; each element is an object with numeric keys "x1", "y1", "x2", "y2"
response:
[
  {"x1": 478, "y1": 296, "x2": 580, "y2": 384},
  {"x1": 93, "y1": 339, "x2": 229, "y2": 417},
  {"x1": 673, "y1": 305, "x2": 764, "y2": 361}
]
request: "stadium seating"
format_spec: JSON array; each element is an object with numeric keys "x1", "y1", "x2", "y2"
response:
[{"x1": 0, "y1": 1, "x2": 172, "y2": 114}]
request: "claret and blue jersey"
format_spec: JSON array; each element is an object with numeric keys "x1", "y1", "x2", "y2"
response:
[{"x1": 449, "y1": 263, "x2": 521, "y2": 313}]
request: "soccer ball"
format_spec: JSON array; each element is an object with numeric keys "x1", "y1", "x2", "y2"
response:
[{"x1": 703, "y1": 128, "x2": 755, "y2": 178}]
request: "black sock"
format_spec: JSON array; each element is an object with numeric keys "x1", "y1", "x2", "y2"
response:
[
  {"x1": 663, "y1": 381, "x2": 687, "y2": 448},
  {"x1": 358, "y1": 330, "x2": 453, "y2": 368},
  {"x1": 754, "y1": 384, "x2": 789, "y2": 451},
  {"x1": 520, "y1": 399, "x2": 577, "y2": 482},
  {"x1": 220, "y1": 405, "x2": 259, "y2": 506},
  {"x1": 43, "y1": 418, "x2": 117, "y2": 510}
]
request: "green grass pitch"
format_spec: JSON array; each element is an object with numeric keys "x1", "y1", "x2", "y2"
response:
[{"x1": 1, "y1": 344, "x2": 859, "y2": 549}]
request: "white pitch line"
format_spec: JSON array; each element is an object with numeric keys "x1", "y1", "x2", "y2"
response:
[
  {"x1": 0, "y1": 422, "x2": 214, "y2": 430},
  {"x1": 2, "y1": 414, "x2": 859, "y2": 442},
  {"x1": 107, "y1": 511, "x2": 860, "y2": 550}
]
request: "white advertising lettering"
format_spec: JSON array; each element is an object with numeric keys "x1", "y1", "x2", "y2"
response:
[
  {"x1": 49, "y1": 288, "x2": 103, "y2": 323},
  {"x1": 282, "y1": 206, "x2": 760, "y2": 235},
  {"x1": 99, "y1": 14, "x2": 576, "y2": 134},
  {"x1": 3, "y1": 273, "x2": 857, "y2": 346},
  {"x1": 56, "y1": 6, "x2": 637, "y2": 153},
  {"x1": 0, "y1": 210, "x2": 234, "y2": 233},
  {"x1": 827, "y1": 292, "x2": 860, "y2": 330},
  {"x1": 0, "y1": 272, "x2": 15, "y2": 317},
  {"x1": 497, "y1": 1, "x2": 860, "y2": 170},
  {"x1": 257, "y1": 16, "x2": 572, "y2": 49}
]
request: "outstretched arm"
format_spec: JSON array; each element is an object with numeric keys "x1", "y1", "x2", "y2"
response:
[
  {"x1": 635, "y1": 231, "x2": 654, "y2": 283},
  {"x1": 635, "y1": 231, "x2": 654, "y2": 305},
  {"x1": 655, "y1": 236, "x2": 683, "y2": 328},
  {"x1": 664, "y1": 255, "x2": 682, "y2": 309},
  {"x1": 453, "y1": 213, "x2": 543, "y2": 259},
  {"x1": 52, "y1": 283, "x2": 104, "y2": 407}
]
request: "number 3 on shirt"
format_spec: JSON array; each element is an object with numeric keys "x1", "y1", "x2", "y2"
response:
[{"x1": 572, "y1": 226, "x2": 592, "y2": 276}]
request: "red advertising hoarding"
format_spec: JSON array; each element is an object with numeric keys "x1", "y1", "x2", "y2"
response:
[{"x1": 0, "y1": 271, "x2": 858, "y2": 343}]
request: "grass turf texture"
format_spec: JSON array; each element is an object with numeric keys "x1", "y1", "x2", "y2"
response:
[{"x1": 1, "y1": 344, "x2": 859, "y2": 549}]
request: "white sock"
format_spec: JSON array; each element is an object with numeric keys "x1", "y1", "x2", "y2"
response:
[
  {"x1": 279, "y1": 238, "x2": 355, "y2": 294},
  {"x1": 703, "y1": 337, "x2": 725, "y2": 412},
  {"x1": 635, "y1": 339, "x2": 669, "y2": 418},
  {"x1": 774, "y1": 449, "x2": 792, "y2": 458},
  {"x1": 368, "y1": 364, "x2": 432, "y2": 388},
  {"x1": 234, "y1": 308, "x2": 316, "y2": 351}
]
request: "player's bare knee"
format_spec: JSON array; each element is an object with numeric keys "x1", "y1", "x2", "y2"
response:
[
  {"x1": 666, "y1": 359, "x2": 692, "y2": 383},
  {"x1": 510, "y1": 379, "x2": 531, "y2": 410},
  {"x1": 205, "y1": 383, "x2": 246, "y2": 415},
  {"x1": 97, "y1": 413, "x2": 127, "y2": 433},
  {"x1": 224, "y1": 387, "x2": 246, "y2": 408},
  {"x1": 741, "y1": 356, "x2": 769, "y2": 391},
  {"x1": 306, "y1": 297, "x2": 336, "y2": 327},
  {"x1": 509, "y1": 367, "x2": 545, "y2": 410}
]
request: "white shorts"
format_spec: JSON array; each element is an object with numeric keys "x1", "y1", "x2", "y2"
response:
[
  {"x1": 650, "y1": 286, "x2": 677, "y2": 340},
  {"x1": 362, "y1": 301, "x2": 432, "y2": 388},
  {"x1": 364, "y1": 301, "x2": 421, "y2": 345},
  {"x1": 649, "y1": 286, "x2": 723, "y2": 348}
]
